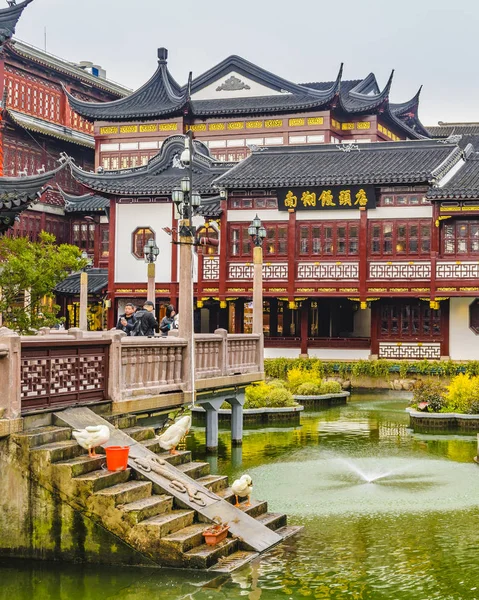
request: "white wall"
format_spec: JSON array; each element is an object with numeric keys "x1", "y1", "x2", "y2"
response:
[
  {"x1": 191, "y1": 71, "x2": 287, "y2": 100},
  {"x1": 264, "y1": 347, "x2": 371, "y2": 360},
  {"x1": 115, "y1": 203, "x2": 173, "y2": 283},
  {"x1": 449, "y1": 297, "x2": 479, "y2": 360}
]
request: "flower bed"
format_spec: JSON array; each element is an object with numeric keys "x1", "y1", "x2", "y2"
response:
[{"x1": 294, "y1": 391, "x2": 350, "y2": 407}]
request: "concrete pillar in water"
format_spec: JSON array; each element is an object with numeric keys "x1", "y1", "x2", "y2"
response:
[
  {"x1": 205, "y1": 406, "x2": 219, "y2": 453},
  {"x1": 228, "y1": 394, "x2": 245, "y2": 446}
]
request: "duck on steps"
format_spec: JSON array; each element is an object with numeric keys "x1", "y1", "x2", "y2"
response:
[
  {"x1": 158, "y1": 415, "x2": 191, "y2": 455},
  {"x1": 231, "y1": 474, "x2": 253, "y2": 507},
  {"x1": 72, "y1": 425, "x2": 110, "y2": 458}
]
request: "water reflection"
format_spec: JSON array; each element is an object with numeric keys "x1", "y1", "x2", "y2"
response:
[{"x1": 2, "y1": 392, "x2": 479, "y2": 600}]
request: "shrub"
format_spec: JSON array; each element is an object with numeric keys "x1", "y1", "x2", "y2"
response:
[
  {"x1": 266, "y1": 379, "x2": 286, "y2": 389},
  {"x1": 244, "y1": 381, "x2": 295, "y2": 409},
  {"x1": 446, "y1": 374, "x2": 479, "y2": 413},
  {"x1": 411, "y1": 379, "x2": 446, "y2": 411},
  {"x1": 286, "y1": 367, "x2": 321, "y2": 394},
  {"x1": 468, "y1": 400, "x2": 479, "y2": 415},
  {"x1": 296, "y1": 382, "x2": 323, "y2": 396},
  {"x1": 319, "y1": 380, "x2": 342, "y2": 394}
]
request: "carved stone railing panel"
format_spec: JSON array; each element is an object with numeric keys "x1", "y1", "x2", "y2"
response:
[
  {"x1": 228, "y1": 262, "x2": 288, "y2": 280},
  {"x1": 21, "y1": 340, "x2": 110, "y2": 412},
  {"x1": 203, "y1": 256, "x2": 220, "y2": 280},
  {"x1": 436, "y1": 261, "x2": 479, "y2": 279},
  {"x1": 227, "y1": 334, "x2": 261, "y2": 374},
  {"x1": 297, "y1": 262, "x2": 359, "y2": 280},
  {"x1": 195, "y1": 336, "x2": 222, "y2": 380},
  {"x1": 378, "y1": 342, "x2": 441, "y2": 360},
  {"x1": 120, "y1": 340, "x2": 186, "y2": 397},
  {"x1": 369, "y1": 262, "x2": 431, "y2": 280}
]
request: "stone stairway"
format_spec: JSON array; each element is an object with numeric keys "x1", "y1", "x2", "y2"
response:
[{"x1": 15, "y1": 416, "x2": 299, "y2": 572}]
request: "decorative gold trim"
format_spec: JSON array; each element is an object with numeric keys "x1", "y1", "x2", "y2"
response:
[
  {"x1": 435, "y1": 215, "x2": 452, "y2": 227},
  {"x1": 139, "y1": 124, "x2": 157, "y2": 133},
  {"x1": 100, "y1": 126, "x2": 118, "y2": 135},
  {"x1": 120, "y1": 125, "x2": 138, "y2": 134}
]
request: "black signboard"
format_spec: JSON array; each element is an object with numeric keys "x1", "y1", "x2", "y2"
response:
[{"x1": 277, "y1": 185, "x2": 376, "y2": 211}]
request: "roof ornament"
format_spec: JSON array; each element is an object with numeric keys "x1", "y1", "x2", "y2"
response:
[
  {"x1": 246, "y1": 144, "x2": 266, "y2": 153},
  {"x1": 336, "y1": 143, "x2": 360, "y2": 153},
  {"x1": 216, "y1": 75, "x2": 251, "y2": 92},
  {"x1": 6, "y1": 1, "x2": 17, "y2": 6},
  {"x1": 172, "y1": 153, "x2": 186, "y2": 169},
  {"x1": 438, "y1": 133, "x2": 462, "y2": 145},
  {"x1": 58, "y1": 152, "x2": 70, "y2": 164}
]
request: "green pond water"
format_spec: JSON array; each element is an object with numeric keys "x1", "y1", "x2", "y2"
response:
[{"x1": 2, "y1": 391, "x2": 479, "y2": 600}]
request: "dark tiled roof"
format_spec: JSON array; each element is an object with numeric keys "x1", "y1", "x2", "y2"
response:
[
  {"x1": 0, "y1": 0, "x2": 33, "y2": 43},
  {"x1": 65, "y1": 49, "x2": 186, "y2": 121},
  {"x1": 0, "y1": 160, "x2": 70, "y2": 232},
  {"x1": 214, "y1": 140, "x2": 464, "y2": 189},
  {"x1": 71, "y1": 135, "x2": 232, "y2": 196},
  {"x1": 55, "y1": 268, "x2": 108, "y2": 296},
  {"x1": 195, "y1": 195, "x2": 222, "y2": 218},
  {"x1": 59, "y1": 188, "x2": 109, "y2": 213},
  {"x1": 428, "y1": 123, "x2": 479, "y2": 138},
  {"x1": 427, "y1": 148, "x2": 479, "y2": 199}
]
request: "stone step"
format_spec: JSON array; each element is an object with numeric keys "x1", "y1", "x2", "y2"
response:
[
  {"x1": 255, "y1": 512, "x2": 287, "y2": 531},
  {"x1": 74, "y1": 468, "x2": 132, "y2": 493},
  {"x1": 155, "y1": 450, "x2": 192, "y2": 466},
  {"x1": 108, "y1": 415, "x2": 137, "y2": 430},
  {"x1": 19, "y1": 426, "x2": 72, "y2": 447},
  {"x1": 30, "y1": 439, "x2": 86, "y2": 462},
  {"x1": 184, "y1": 538, "x2": 238, "y2": 569},
  {"x1": 158, "y1": 523, "x2": 207, "y2": 564},
  {"x1": 134, "y1": 509, "x2": 195, "y2": 538},
  {"x1": 140, "y1": 438, "x2": 162, "y2": 454},
  {"x1": 54, "y1": 455, "x2": 106, "y2": 477},
  {"x1": 122, "y1": 426, "x2": 156, "y2": 442},
  {"x1": 121, "y1": 494, "x2": 173, "y2": 525},
  {"x1": 216, "y1": 487, "x2": 235, "y2": 504},
  {"x1": 196, "y1": 475, "x2": 229, "y2": 493},
  {"x1": 209, "y1": 550, "x2": 259, "y2": 573},
  {"x1": 176, "y1": 461, "x2": 210, "y2": 480},
  {"x1": 238, "y1": 499, "x2": 268, "y2": 519},
  {"x1": 93, "y1": 480, "x2": 153, "y2": 506}
]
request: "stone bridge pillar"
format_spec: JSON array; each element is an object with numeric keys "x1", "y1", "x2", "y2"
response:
[{"x1": 197, "y1": 391, "x2": 244, "y2": 453}]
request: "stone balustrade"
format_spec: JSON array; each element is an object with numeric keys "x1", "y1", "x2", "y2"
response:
[{"x1": 0, "y1": 327, "x2": 264, "y2": 431}]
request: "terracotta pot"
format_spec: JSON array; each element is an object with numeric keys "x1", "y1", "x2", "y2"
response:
[{"x1": 202, "y1": 524, "x2": 229, "y2": 546}]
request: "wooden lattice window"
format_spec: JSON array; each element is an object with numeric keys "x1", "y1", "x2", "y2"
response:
[
  {"x1": 379, "y1": 300, "x2": 441, "y2": 339},
  {"x1": 370, "y1": 221, "x2": 431, "y2": 257},
  {"x1": 443, "y1": 220, "x2": 479, "y2": 255},
  {"x1": 298, "y1": 222, "x2": 359, "y2": 257},
  {"x1": 132, "y1": 227, "x2": 155, "y2": 260}
]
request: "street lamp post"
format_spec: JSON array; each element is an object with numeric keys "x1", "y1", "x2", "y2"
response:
[
  {"x1": 248, "y1": 215, "x2": 266, "y2": 335},
  {"x1": 143, "y1": 237, "x2": 160, "y2": 304},
  {"x1": 79, "y1": 250, "x2": 92, "y2": 331},
  {"x1": 172, "y1": 131, "x2": 202, "y2": 405}
]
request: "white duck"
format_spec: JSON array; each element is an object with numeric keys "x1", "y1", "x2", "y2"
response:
[
  {"x1": 158, "y1": 415, "x2": 191, "y2": 455},
  {"x1": 72, "y1": 425, "x2": 110, "y2": 458},
  {"x1": 231, "y1": 474, "x2": 253, "y2": 507}
]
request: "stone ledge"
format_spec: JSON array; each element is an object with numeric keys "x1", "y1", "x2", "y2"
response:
[
  {"x1": 408, "y1": 409, "x2": 479, "y2": 432},
  {"x1": 294, "y1": 392, "x2": 350, "y2": 402},
  {"x1": 0, "y1": 418, "x2": 23, "y2": 437}
]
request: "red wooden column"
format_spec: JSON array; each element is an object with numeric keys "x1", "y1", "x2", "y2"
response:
[
  {"x1": 441, "y1": 300, "x2": 450, "y2": 357},
  {"x1": 218, "y1": 198, "x2": 228, "y2": 302},
  {"x1": 107, "y1": 197, "x2": 116, "y2": 330},
  {"x1": 287, "y1": 208, "x2": 296, "y2": 301},
  {"x1": 430, "y1": 202, "x2": 440, "y2": 304},
  {"x1": 370, "y1": 301, "x2": 379, "y2": 356},
  {"x1": 359, "y1": 207, "x2": 368, "y2": 303},
  {"x1": 93, "y1": 219, "x2": 101, "y2": 267}
]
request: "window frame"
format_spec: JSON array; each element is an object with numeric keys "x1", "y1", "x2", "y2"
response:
[
  {"x1": 442, "y1": 219, "x2": 479, "y2": 257},
  {"x1": 378, "y1": 300, "x2": 442, "y2": 340},
  {"x1": 131, "y1": 226, "x2": 156, "y2": 260},
  {"x1": 369, "y1": 220, "x2": 431, "y2": 258},
  {"x1": 229, "y1": 222, "x2": 288, "y2": 259},
  {"x1": 297, "y1": 221, "x2": 359, "y2": 258}
]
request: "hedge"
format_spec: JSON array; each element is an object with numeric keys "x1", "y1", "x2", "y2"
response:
[{"x1": 264, "y1": 358, "x2": 479, "y2": 381}]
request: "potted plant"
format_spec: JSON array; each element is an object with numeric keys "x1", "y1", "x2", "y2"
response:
[{"x1": 202, "y1": 522, "x2": 229, "y2": 546}]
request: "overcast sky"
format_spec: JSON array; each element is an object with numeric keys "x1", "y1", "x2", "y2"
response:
[{"x1": 14, "y1": 0, "x2": 479, "y2": 126}]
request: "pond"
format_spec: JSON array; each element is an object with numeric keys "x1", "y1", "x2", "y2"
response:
[{"x1": 1, "y1": 391, "x2": 479, "y2": 600}]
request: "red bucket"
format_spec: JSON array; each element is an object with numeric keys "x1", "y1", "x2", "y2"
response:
[{"x1": 105, "y1": 446, "x2": 130, "y2": 472}]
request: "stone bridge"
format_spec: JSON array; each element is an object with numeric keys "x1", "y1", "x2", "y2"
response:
[{"x1": 0, "y1": 327, "x2": 264, "y2": 450}]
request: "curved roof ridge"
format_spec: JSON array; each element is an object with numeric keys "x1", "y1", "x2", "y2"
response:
[
  {"x1": 390, "y1": 85, "x2": 422, "y2": 115},
  {"x1": 338, "y1": 70, "x2": 394, "y2": 114},
  {"x1": 64, "y1": 48, "x2": 188, "y2": 121},
  {"x1": 0, "y1": 0, "x2": 34, "y2": 43}
]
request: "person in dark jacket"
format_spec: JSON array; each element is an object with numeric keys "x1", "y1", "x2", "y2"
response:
[
  {"x1": 116, "y1": 303, "x2": 136, "y2": 335},
  {"x1": 159, "y1": 305, "x2": 177, "y2": 336},
  {"x1": 132, "y1": 301, "x2": 158, "y2": 336}
]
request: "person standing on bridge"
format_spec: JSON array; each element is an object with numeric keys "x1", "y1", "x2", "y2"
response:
[
  {"x1": 116, "y1": 303, "x2": 137, "y2": 335},
  {"x1": 159, "y1": 304, "x2": 177, "y2": 337}
]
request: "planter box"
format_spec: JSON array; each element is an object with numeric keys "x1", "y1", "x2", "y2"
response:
[
  {"x1": 408, "y1": 408, "x2": 479, "y2": 433},
  {"x1": 293, "y1": 391, "x2": 350, "y2": 407},
  {"x1": 203, "y1": 524, "x2": 229, "y2": 546},
  {"x1": 192, "y1": 404, "x2": 304, "y2": 427}
]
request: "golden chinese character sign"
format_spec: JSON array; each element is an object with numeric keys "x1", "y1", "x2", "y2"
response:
[{"x1": 278, "y1": 186, "x2": 376, "y2": 211}]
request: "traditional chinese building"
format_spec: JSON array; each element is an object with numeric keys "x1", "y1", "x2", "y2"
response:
[
  {"x1": 0, "y1": 0, "x2": 129, "y2": 255},
  {"x1": 69, "y1": 131, "x2": 479, "y2": 361},
  {"x1": 65, "y1": 47, "x2": 429, "y2": 172}
]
